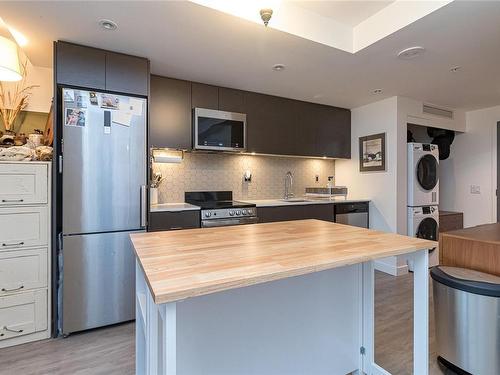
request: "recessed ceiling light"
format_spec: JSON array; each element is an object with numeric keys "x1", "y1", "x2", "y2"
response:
[
  {"x1": 99, "y1": 19, "x2": 118, "y2": 31},
  {"x1": 272, "y1": 64, "x2": 285, "y2": 72},
  {"x1": 397, "y1": 46, "x2": 425, "y2": 60},
  {"x1": 450, "y1": 66, "x2": 461, "y2": 73},
  {"x1": 372, "y1": 88, "x2": 383, "y2": 94}
]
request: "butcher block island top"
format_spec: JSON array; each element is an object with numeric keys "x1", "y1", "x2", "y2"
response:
[{"x1": 131, "y1": 219, "x2": 436, "y2": 304}]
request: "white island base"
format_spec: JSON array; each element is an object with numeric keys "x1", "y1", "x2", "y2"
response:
[{"x1": 135, "y1": 250, "x2": 428, "y2": 375}]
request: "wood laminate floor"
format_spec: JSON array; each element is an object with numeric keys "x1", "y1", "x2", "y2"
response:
[{"x1": 0, "y1": 271, "x2": 455, "y2": 375}]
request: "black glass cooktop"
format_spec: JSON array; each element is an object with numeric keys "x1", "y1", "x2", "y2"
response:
[{"x1": 185, "y1": 191, "x2": 255, "y2": 210}]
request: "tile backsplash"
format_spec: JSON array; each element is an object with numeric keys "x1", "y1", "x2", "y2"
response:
[{"x1": 153, "y1": 152, "x2": 335, "y2": 203}]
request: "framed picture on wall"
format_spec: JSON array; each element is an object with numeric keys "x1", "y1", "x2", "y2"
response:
[{"x1": 359, "y1": 133, "x2": 386, "y2": 172}]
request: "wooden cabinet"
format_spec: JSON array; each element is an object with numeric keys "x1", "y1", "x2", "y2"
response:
[
  {"x1": 296, "y1": 101, "x2": 351, "y2": 158},
  {"x1": 439, "y1": 211, "x2": 464, "y2": 233},
  {"x1": 149, "y1": 74, "x2": 351, "y2": 157},
  {"x1": 105, "y1": 52, "x2": 149, "y2": 96},
  {"x1": 0, "y1": 206, "x2": 48, "y2": 250},
  {"x1": 245, "y1": 93, "x2": 351, "y2": 158},
  {"x1": 56, "y1": 42, "x2": 106, "y2": 90},
  {"x1": 56, "y1": 42, "x2": 149, "y2": 96},
  {"x1": 0, "y1": 248, "x2": 48, "y2": 295},
  {"x1": 0, "y1": 290, "x2": 47, "y2": 342},
  {"x1": 258, "y1": 204, "x2": 334, "y2": 223},
  {"x1": 245, "y1": 92, "x2": 298, "y2": 156},
  {"x1": 191, "y1": 83, "x2": 219, "y2": 109},
  {"x1": 0, "y1": 163, "x2": 48, "y2": 206},
  {"x1": 149, "y1": 211, "x2": 200, "y2": 232},
  {"x1": 219, "y1": 87, "x2": 245, "y2": 113},
  {"x1": 150, "y1": 76, "x2": 192, "y2": 149},
  {"x1": 0, "y1": 162, "x2": 51, "y2": 348}
]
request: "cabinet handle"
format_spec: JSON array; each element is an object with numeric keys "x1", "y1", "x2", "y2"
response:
[
  {"x1": 2, "y1": 326, "x2": 24, "y2": 333},
  {"x1": 169, "y1": 227, "x2": 182, "y2": 230},
  {"x1": 1, "y1": 242, "x2": 24, "y2": 247},
  {"x1": 1, "y1": 285, "x2": 24, "y2": 292},
  {"x1": 1, "y1": 199, "x2": 24, "y2": 203}
]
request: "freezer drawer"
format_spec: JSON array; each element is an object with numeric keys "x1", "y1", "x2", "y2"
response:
[
  {"x1": 62, "y1": 231, "x2": 139, "y2": 334},
  {"x1": 0, "y1": 163, "x2": 48, "y2": 206}
]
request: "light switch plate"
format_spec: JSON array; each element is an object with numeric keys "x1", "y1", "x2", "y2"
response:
[{"x1": 470, "y1": 185, "x2": 481, "y2": 194}]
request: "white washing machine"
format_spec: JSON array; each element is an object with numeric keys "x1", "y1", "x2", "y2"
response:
[
  {"x1": 407, "y1": 205, "x2": 439, "y2": 269},
  {"x1": 408, "y1": 143, "x2": 439, "y2": 207}
]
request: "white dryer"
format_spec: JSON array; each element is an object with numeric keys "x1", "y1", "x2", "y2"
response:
[
  {"x1": 407, "y1": 205, "x2": 439, "y2": 268},
  {"x1": 408, "y1": 143, "x2": 439, "y2": 207}
]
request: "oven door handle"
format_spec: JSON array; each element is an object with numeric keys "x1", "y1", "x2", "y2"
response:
[{"x1": 202, "y1": 217, "x2": 259, "y2": 227}]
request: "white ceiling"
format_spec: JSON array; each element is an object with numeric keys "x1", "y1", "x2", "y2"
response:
[
  {"x1": 1, "y1": 1, "x2": 500, "y2": 111},
  {"x1": 293, "y1": 0, "x2": 394, "y2": 27}
]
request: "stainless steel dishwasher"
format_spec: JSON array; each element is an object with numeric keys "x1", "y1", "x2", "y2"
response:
[{"x1": 334, "y1": 202, "x2": 369, "y2": 228}]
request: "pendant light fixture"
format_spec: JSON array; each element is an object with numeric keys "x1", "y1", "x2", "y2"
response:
[{"x1": 0, "y1": 34, "x2": 21, "y2": 81}]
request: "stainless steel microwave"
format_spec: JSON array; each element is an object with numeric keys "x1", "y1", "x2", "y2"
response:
[{"x1": 193, "y1": 108, "x2": 247, "y2": 152}]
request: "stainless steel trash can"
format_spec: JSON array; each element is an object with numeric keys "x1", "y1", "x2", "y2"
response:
[{"x1": 431, "y1": 266, "x2": 500, "y2": 375}]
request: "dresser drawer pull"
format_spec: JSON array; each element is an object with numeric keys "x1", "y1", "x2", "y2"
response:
[
  {"x1": 1, "y1": 199, "x2": 24, "y2": 203},
  {"x1": 2, "y1": 326, "x2": 24, "y2": 334},
  {"x1": 1, "y1": 285, "x2": 24, "y2": 292},
  {"x1": 1, "y1": 242, "x2": 24, "y2": 247}
]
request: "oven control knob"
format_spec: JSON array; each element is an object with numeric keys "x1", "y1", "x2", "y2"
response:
[
  {"x1": 205, "y1": 212, "x2": 211, "y2": 218},
  {"x1": 229, "y1": 210, "x2": 235, "y2": 216},
  {"x1": 242, "y1": 209, "x2": 247, "y2": 215},
  {"x1": 236, "y1": 210, "x2": 241, "y2": 215}
]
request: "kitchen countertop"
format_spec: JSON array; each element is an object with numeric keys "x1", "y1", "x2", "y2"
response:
[
  {"x1": 151, "y1": 197, "x2": 369, "y2": 212},
  {"x1": 150, "y1": 203, "x2": 200, "y2": 212},
  {"x1": 130, "y1": 219, "x2": 435, "y2": 304},
  {"x1": 242, "y1": 197, "x2": 370, "y2": 207}
]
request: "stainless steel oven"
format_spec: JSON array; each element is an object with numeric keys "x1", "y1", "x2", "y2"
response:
[
  {"x1": 193, "y1": 108, "x2": 246, "y2": 152},
  {"x1": 185, "y1": 191, "x2": 257, "y2": 228},
  {"x1": 201, "y1": 215, "x2": 259, "y2": 228}
]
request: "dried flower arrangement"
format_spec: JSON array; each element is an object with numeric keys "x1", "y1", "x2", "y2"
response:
[{"x1": 0, "y1": 60, "x2": 39, "y2": 132}]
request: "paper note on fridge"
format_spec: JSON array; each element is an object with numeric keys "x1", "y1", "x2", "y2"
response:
[
  {"x1": 128, "y1": 98, "x2": 143, "y2": 116},
  {"x1": 112, "y1": 111, "x2": 133, "y2": 127}
]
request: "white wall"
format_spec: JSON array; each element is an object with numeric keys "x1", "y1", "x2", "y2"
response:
[
  {"x1": 25, "y1": 64, "x2": 53, "y2": 113},
  {"x1": 336, "y1": 97, "x2": 399, "y2": 233},
  {"x1": 336, "y1": 97, "x2": 408, "y2": 275},
  {"x1": 1, "y1": 62, "x2": 53, "y2": 113},
  {"x1": 440, "y1": 105, "x2": 499, "y2": 227}
]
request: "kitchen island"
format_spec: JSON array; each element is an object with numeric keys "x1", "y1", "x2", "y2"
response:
[{"x1": 131, "y1": 220, "x2": 436, "y2": 375}]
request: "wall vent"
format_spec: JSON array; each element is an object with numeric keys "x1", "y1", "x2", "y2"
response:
[{"x1": 423, "y1": 104, "x2": 454, "y2": 119}]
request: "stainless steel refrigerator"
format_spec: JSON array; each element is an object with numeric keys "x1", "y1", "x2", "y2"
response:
[{"x1": 60, "y1": 88, "x2": 147, "y2": 335}]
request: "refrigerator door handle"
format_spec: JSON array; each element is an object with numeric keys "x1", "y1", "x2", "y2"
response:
[{"x1": 140, "y1": 185, "x2": 147, "y2": 228}]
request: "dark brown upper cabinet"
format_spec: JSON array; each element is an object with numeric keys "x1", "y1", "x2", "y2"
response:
[
  {"x1": 191, "y1": 83, "x2": 219, "y2": 109},
  {"x1": 56, "y1": 42, "x2": 149, "y2": 96},
  {"x1": 105, "y1": 52, "x2": 149, "y2": 96},
  {"x1": 245, "y1": 92, "x2": 298, "y2": 156},
  {"x1": 150, "y1": 75, "x2": 192, "y2": 150},
  {"x1": 218, "y1": 87, "x2": 245, "y2": 113},
  {"x1": 296, "y1": 101, "x2": 351, "y2": 158},
  {"x1": 56, "y1": 42, "x2": 106, "y2": 90}
]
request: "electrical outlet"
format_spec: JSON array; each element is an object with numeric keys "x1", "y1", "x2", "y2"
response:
[
  {"x1": 315, "y1": 175, "x2": 319, "y2": 182},
  {"x1": 470, "y1": 185, "x2": 481, "y2": 194}
]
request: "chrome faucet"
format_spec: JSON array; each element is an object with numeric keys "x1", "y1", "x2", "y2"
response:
[{"x1": 284, "y1": 171, "x2": 294, "y2": 200}]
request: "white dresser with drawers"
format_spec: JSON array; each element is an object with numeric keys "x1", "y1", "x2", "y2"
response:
[{"x1": 0, "y1": 161, "x2": 51, "y2": 347}]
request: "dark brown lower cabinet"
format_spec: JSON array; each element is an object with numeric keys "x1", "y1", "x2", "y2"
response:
[
  {"x1": 258, "y1": 204, "x2": 334, "y2": 223},
  {"x1": 148, "y1": 211, "x2": 200, "y2": 232}
]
